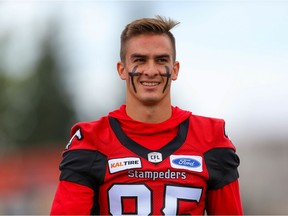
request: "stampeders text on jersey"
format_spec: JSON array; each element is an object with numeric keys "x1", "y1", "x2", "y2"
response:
[{"x1": 127, "y1": 169, "x2": 186, "y2": 181}]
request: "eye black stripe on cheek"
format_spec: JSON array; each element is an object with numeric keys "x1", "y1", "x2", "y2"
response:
[
  {"x1": 161, "y1": 66, "x2": 171, "y2": 93},
  {"x1": 128, "y1": 65, "x2": 140, "y2": 93}
]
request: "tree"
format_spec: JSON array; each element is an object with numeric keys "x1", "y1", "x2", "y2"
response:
[{"x1": 0, "y1": 34, "x2": 76, "y2": 147}]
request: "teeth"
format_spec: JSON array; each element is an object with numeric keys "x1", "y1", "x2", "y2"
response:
[{"x1": 141, "y1": 82, "x2": 159, "y2": 86}]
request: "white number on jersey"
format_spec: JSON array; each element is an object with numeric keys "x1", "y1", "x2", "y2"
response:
[{"x1": 108, "y1": 184, "x2": 202, "y2": 215}]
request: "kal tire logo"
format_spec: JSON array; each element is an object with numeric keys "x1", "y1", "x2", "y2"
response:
[
  {"x1": 170, "y1": 155, "x2": 203, "y2": 172},
  {"x1": 108, "y1": 157, "x2": 142, "y2": 174}
]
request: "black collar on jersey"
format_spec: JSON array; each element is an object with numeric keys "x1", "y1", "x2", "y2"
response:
[{"x1": 108, "y1": 116, "x2": 189, "y2": 164}]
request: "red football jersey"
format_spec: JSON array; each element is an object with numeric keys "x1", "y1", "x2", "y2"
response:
[{"x1": 51, "y1": 105, "x2": 242, "y2": 215}]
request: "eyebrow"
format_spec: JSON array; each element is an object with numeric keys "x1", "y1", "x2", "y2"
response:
[
  {"x1": 130, "y1": 54, "x2": 146, "y2": 59},
  {"x1": 155, "y1": 54, "x2": 170, "y2": 59},
  {"x1": 130, "y1": 53, "x2": 171, "y2": 60}
]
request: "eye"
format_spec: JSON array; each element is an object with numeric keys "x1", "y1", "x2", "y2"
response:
[
  {"x1": 157, "y1": 58, "x2": 168, "y2": 64},
  {"x1": 133, "y1": 58, "x2": 145, "y2": 63}
]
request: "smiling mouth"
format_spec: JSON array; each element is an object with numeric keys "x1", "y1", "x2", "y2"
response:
[{"x1": 140, "y1": 81, "x2": 160, "y2": 87}]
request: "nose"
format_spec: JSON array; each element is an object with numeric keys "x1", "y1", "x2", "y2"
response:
[{"x1": 142, "y1": 62, "x2": 160, "y2": 77}]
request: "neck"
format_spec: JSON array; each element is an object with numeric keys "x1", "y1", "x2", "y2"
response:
[{"x1": 125, "y1": 101, "x2": 172, "y2": 124}]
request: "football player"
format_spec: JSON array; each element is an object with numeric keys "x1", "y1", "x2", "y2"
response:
[{"x1": 50, "y1": 16, "x2": 243, "y2": 215}]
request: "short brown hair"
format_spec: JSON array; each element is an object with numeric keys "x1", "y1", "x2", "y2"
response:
[{"x1": 120, "y1": 16, "x2": 180, "y2": 63}]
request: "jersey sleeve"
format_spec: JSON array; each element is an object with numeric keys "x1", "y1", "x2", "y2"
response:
[
  {"x1": 206, "y1": 180, "x2": 243, "y2": 215},
  {"x1": 203, "y1": 119, "x2": 243, "y2": 214},
  {"x1": 202, "y1": 118, "x2": 240, "y2": 189},
  {"x1": 51, "y1": 122, "x2": 107, "y2": 215},
  {"x1": 50, "y1": 180, "x2": 94, "y2": 215},
  {"x1": 204, "y1": 147, "x2": 240, "y2": 190}
]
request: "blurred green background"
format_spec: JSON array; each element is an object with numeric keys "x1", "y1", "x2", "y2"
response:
[{"x1": 0, "y1": 1, "x2": 288, "y2": 214}]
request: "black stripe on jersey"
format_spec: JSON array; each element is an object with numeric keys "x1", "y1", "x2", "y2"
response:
[
  {"x1": 59, "y1": 150, "x2": 107, "y2": 215},
  {"x1": 108, "y1": 117, "x2": 189, "y2": 163},
  {"x1": 60, "y1": 150, "x2": 107, "y2": 189},
  {"x1": 204, "y1": 148, "x2": 240, "y2": 190}
]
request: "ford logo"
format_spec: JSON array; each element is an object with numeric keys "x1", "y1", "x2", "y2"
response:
[{"x1": 172, "y1": 158, "x2": 201, "y2": 168}]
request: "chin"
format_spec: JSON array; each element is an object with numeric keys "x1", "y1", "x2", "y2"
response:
[{"x1": 141, "y1": 98, "x2": 161, "y2": 106}]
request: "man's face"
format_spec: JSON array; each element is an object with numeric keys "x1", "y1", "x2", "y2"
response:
[{"x1": 117, "y1": 34, "x2": 179, "y2": 106}]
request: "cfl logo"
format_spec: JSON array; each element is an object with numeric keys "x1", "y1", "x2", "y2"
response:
[{"x1": 148, "y1": 152, "x2": 163, "y2": 163}]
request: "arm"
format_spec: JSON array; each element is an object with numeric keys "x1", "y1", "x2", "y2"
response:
[
  {"x1": 50, "y1": 180, "x2": 94, "y2": 215},
  {"x1": 204, "y1": 146, "x2": 243, "y2": 215},
  {"x1": 200, "y1": 119, "x2": 243, "y2": 214},
  {"x1": 50, "y1": 149, "x2": 106, "y2": 215},
  {"x1": 206, "y1": 179, "x2": 243, "y2": 215}
]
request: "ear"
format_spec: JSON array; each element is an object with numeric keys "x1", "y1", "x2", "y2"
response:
[
  {"x1": 171, "y1": 61, "x2": 180, "y2": 81},
  {"x1": 117, "y1": 61, "x2": 127, "y2": 80}
]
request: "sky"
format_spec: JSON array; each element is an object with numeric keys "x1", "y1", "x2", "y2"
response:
[{"x1": 0, "y1": 0, "x2": 288, "y2": 145}]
